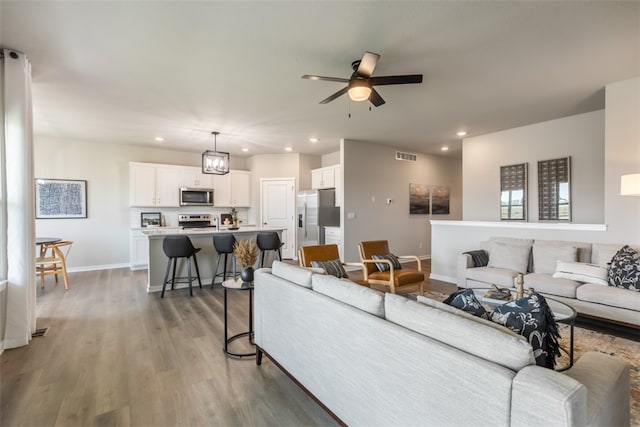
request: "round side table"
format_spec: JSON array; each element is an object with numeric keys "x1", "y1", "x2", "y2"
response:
[{"x1": 221, "y1": 278, "x2": 255, "y2": 359}]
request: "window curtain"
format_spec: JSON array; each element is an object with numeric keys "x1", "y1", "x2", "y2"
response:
[{"x1": 1, "y1": 48, "x2": 36, "y2": 351}]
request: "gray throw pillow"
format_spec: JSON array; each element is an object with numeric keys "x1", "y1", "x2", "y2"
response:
[
  {"x1": 311, "y1": 259, "x2": 348, "y2": 278},
  {"x1": 371, "y1": 253, "x2": 402, "y2": 271}
]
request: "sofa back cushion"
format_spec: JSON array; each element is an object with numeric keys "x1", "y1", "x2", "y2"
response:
[
  {"x1": 271, "y1": 260, "x2": 316, "y2": 288},
  {"x1": 312, "y1": 274, "x2": 385, "y2": 317},
  {"x1": 592, "y1": 243, "x2": 625, "y2": 267},
  {"x1": 487, "y1": 240, "x2": 532, "y2": 273},
  {"x1": 532, "y1": 242, "x2": 578, "y2": 274},
  {"x1": 385, "y1": 294, "x2": 535, "y2": 371}
]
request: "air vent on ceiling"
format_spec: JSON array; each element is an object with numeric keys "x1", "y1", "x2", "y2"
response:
[{"x1": 395, "y1": 151, "x2": 417, "y2": 162}]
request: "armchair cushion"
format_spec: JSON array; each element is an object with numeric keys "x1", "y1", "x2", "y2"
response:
[
  {"x1": 371, "y1": 253, "x2": 402, "y2": 271},
  {"x1": 368, "y1": 269, "x2": 425, "y2": 286}
]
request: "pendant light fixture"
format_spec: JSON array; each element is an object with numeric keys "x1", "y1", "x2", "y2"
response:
[{"x1": 202, "y1": 131, "x2": 229, "y2": 175}]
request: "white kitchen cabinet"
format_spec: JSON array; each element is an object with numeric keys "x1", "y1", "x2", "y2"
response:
[
  {"x1": 324, "y1": 226, "x2": 342, "y2": 258},
  {"x1": 213, "y1": 170, "x2": 250, "y2": 207},
  {"x1": 311, "y1": 166, "x2": 336, "y2": 189},
  {"x1": 311, "y1": 165, "x2": 341, "y2": 206},
  {"x1": 129, "y1": 162, "x2": 181, "y2": 207},
  {"x1": 130, "y1": 229, "x2": 149, "y2": 270},
  {"x1": 178, "y1": 166, "x2": 213, "y2": 189}
]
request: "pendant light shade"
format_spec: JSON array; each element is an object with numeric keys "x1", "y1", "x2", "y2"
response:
[{"x1": 202, "y1": 131, "x2": 229, "y2": 175}]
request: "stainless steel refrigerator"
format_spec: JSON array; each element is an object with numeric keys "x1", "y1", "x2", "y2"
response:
[{"x1": 297, "y1": 189, "x2": 340, "y2": 248}]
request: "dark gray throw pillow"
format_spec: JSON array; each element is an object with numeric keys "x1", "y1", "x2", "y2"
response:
[
  {"x1": 443, "y1": 289, "x2": 488, "y2": 319},
  {"x1": 463, "y1": 250, "x2": 489, "y2": 267},
  {"x1": 371, "y1": 253, "x2": 402, "y2": 272},
  {"x1": 608, "y1": 245, "x2": 640, "y2": 291},
  {"x1": 490, "y1": 293, "x2": 561, "y2": 368},
  {"x1": 311, "y1": 259, "x2": 348, "y2": 278}
]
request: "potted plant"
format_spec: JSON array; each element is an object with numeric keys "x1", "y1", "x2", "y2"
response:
[
  {"x1": 230, "y1": 207, "x2": 239, "y2": 227},
  {"x1": 234, "y1": 239, "x2": 258, "y2": 282}
]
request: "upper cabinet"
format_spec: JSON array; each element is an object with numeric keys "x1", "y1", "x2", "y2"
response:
[
  {"x1": 178, "y1": 166, "x2": 213, "y2": 189},
  {"x1": 129, "y1": 162, "x2": 181, "y2": 207},
  {"x1": 213, "y1": 170, "x2": 251, "y2": 207},
  {"x1": 311, "y1": 165, "x2": 341, "y2": 207}
]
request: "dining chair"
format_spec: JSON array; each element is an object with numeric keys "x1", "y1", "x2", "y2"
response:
[{"x1": 36, "y1": 241, "x2": 73, "y2": 290}]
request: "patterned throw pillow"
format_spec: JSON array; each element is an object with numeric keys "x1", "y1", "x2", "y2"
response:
[
  {"x1": 608, "y1": 245, "x2": 640, "y2": 291},
  {"x1": 490, "y1": 293, "x2": 561, "y2": 368},
  {"x1": 443, "y1": 289, "x2": 488, "y2": 319},
  {"x1": 311, "y1": 259, "x2": 348, "y2": 279},
  {"x1": 371, "y1": 253, "x2": 402, "y2": 272},
  {"x1": 463, "y1": 250, "x2": 489, "y2": 267}
]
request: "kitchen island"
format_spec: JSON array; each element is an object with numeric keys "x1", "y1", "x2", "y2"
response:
[{"x1": 141, "y1": 227, "x2": 284, "y2": 293}]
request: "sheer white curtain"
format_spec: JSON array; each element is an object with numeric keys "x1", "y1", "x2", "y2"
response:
[{"x1": 1, "y1": 48, "x2": 36, "y2": 351}]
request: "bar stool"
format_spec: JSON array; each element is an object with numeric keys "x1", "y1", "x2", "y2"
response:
[
  {"x1": 161, "y1": 236, "x2": 202, "y2": 298},
  {"x1": 256, "y1": 232, "x2": 283, "y2": 268},
  {"x1": 212, "y1": 233, "x2": 237, "y2": 287}
]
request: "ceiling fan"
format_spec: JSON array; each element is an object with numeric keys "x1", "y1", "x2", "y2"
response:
[{"x1": 301, "y1": 51, "x2": 423, "y2": 107}]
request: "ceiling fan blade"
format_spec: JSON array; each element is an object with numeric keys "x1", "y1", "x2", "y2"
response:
[
  {"x1": 369, "y1": 88, "x2": 386, "y2": 107},
  {"x1": 371, "y1": 74, "x2": 423, "y2": 86},
  {"x1": 319, "y1": 86, "x2": 349, "y2": 104},
  {"x1": 301, "y1": 75, "x2": 349, "y2": 83},
  {"x1": 355, "y1": 51, "x2": 380, "y2": 77}
]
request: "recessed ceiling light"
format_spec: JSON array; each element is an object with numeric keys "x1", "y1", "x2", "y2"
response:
[
  {"x1": 441, "y1": 146, "x2": 449, "y2": 151},
  {"x1": 154, "y1": 136, "x2": 164, "y2": 142},
  {"x1": 241, "y1": 148, "x2": 249, "y2": 152},
  {"x1": 309, "y1": 138, "x2": 319, "y2": 143},
  {"x1": 285, "y1": 147, "x2": 293, "y2": 152},
  {"x1": 456, "y1": 131, "x2": 467, "y2": 137}
]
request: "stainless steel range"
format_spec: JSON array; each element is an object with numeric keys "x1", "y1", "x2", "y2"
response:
[{"x1": 178, "y1": 214, "x2": 217, "y2": 229}]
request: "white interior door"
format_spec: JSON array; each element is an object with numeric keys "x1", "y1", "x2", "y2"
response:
[{"x1": 260, "y1": 178, "x2": 296, "y2": 259}]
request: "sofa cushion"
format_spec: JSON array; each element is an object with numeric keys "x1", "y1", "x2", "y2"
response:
[
  {"x1": 371, "y1": 253, "x2": 402, "y2": 271},
  {"x1": 608, "y1": 245, "x2": 640, "y2": 291},
  {"x1": 592, "y1": 243, "x2": 625, "y2": 267},
  {"x1": 576, "y1": 283, "x2": 640, "y2": 312},
  {"x1": 524, "y1": 273, "x2": 582, "y2": 298},
  {"x1": 463, "y1": 250, "x2": 489, "y2": 267},
  {"x1": 553, "y1": 261, "x2": 609, "y2": 286},
  {"x1": 466, "y1": 266, "x2": 519, "y2": 288},
  {"x1": 311, "y1": 259, "x2": 348, "y2": 278},
  {"x1": 532, "y1": 243, "x2": 578, "y2": 274},
  {"x1": 385, "y1": 293, "x2": 535, "y2": 371},
  {"x1": 417, "y1": 295, "x2": 523, "y2": 338},
  {"x1": 271, "y1": 261, "x2": 315, "y2": 288},
  {"x1": 488, "y1": 240, "x2": 531, "y2": 273},
  {"x1": 311, "y1": 273, "x2": 385, "y2": 317}
]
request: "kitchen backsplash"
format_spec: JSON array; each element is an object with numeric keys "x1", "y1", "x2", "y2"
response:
[{"x1": 130, "y1": 207, "x2": 249, "y2": 228}]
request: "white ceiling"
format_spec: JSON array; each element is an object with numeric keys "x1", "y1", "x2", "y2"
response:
[{"x1": 2, "y1": 1, "x2": 638, "y2": 158}]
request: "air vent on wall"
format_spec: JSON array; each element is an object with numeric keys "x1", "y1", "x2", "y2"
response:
[{"x1": 395, "y1": 151, "x2": 417, "y2": 162}]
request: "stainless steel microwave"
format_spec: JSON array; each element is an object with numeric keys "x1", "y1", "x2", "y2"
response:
[{"x1": 179, "y1": 187, "x2": 214, "y2": 206}]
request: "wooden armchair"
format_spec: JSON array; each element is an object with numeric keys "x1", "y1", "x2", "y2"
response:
[
  {"x1": 357, "y1": 240, "x2": 424, "y2": 294},
  {"x1": 298, "y1": 244, "x2": 369, "y2": 287},
  {"x1": 36, "y1": 240, "x2": 73, "y2": 290}
]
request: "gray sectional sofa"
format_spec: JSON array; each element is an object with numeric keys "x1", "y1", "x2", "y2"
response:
[
  {"x1": 457, "y1": 237, "x2": 640, "y2": 327},
  {"x1": 254, "y1": 261, "x2": 630, "y2": 426}
]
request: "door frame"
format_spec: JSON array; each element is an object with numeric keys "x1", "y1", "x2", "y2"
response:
[{"x1": 259, "y1": 177, "x2": 296, "y2": 260}]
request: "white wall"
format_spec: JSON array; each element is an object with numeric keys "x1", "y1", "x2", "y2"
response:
[
  {"x1": 462, "y1": 110, "x2": 605, "y2": 223},
  {"x1": 34, "y1": 137, "x2": 248, "y2": 270},
  {"x1": 342, "y1": 139, "x2": 462, "y2": 263},
  {"x1": 432, "y1": 76, "x2": 640, "y2": 282}
]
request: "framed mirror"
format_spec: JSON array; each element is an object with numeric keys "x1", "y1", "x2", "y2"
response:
[
  {"x1": 500, "y1": 163, "x2": 527, "y2": 221},
  {"x1": 538, "y1": 157, "x2": 571, "y2": 221}
]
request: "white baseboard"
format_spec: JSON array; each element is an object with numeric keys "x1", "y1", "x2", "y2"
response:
[
  {"x1": 67, "y1": 263, "x2": 130, "y2": 273},
  {"x1": 429, "y1": 273, "x2": 457, "y2": 284}
]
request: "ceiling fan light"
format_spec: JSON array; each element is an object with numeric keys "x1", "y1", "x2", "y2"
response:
[{"x1": 348, "y1": 80, "x2": 372, "y2": 102}]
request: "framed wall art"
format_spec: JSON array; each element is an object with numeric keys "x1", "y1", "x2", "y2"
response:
[
  {"x1": 538, "y1": 157, "x2": 571, "y2": 221},
  {"x1": 35, "y1": 178, "x2": 87, "y2": 219},
  {"x1": 431, "y1": 186, "x2": 450, "y2": 215},
  {"x1": 409, "y1": 183, "x2": 430, "y2": 215}
]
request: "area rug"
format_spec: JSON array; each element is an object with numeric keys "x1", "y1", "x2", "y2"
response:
[{"x1": 409, "y1": 291, "x2": 640, "y2": 426}]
